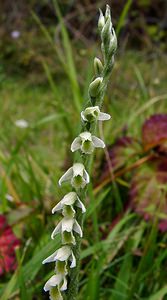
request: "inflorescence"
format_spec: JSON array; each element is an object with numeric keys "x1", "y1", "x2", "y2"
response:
[{"x1": 42, "y1": 5, "x2": 117, "y2": 300}]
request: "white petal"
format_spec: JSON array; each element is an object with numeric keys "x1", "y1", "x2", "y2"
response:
[
  {"x1": 71, "y1": 137, "x2": 81, "y2": 152},
  {"x1": 42, "y1": 249, "x2": 58, "y2": 264},
  {"x1": 98, "y1": 112, "x2": 111, "y2": 121},
  {"x1": 58, "y1": 167, "x2": 73, "y2": 186},
  {"x1": 60, "y1": 277, "x2": 67, "y2": 291},
  {"x1": 83, "y1": 169, "x2": 90, "y2": 184},
  {"x1": 70, "y1": 251, "x2": 76, "y2": 268},
  {"x1": 52, "y1": 202, "x2": 63, "y2": 214},
  {"x1": 76, "y1": 197, "x2": 86, "y2": 213},
  {"x1": 79, "y1": 131, "x2": 92, "y2": 141},
  {"x1": 73, "y1": 163, "x2": 84, "y2": 177},
  {"x1": 61, "y1": 192, "x2": 77, "y2": 206},
  {"x1": 44, "y1": 274, "x2": 62, "y2": 292},
  {"x1": 81, "y1": 110, "x2": 87, "y2": 121},
  {"x1": 92, "y1": 136, "x2": 105, "y2": 148},
  {"x1": 61, "y1": 217, "x2": 74, "y2": 232},
  {"x1": 51, "y1": 221, "x2": 62, "y2": 239},
  {"x1": 73, "y1": 220, "x2": 83, "y2": 237},
  {"x1": 15, "y1": 119, "x2": 29, "y2": 128}
]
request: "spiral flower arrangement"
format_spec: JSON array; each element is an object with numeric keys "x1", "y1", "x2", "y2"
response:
[{"x1": 42, "y1": 5, "x2": 117, "y2": 300}]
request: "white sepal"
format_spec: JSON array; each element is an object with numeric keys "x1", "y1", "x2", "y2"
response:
[
  {"x1": 70, "y1": 252, "x2": 76, "y2": 268},
  {"x1": 71, "y1": 137, "x2": 81, "y2": 152},
  {"x1": 51, "y1": 222, "x2": 62, "y2": 239},
  {"x1": 58, "y1": 167, "x2": 73, "y2": 186},
  {"x1": 98, "y1": 112, "x2": 111, "y2": 121},
  {"x1": 73, "y1": 220, "x2": 83, "y2": 237},
  {"x1": 92, "y1": 136, "x2": 105, "y2": 148},
  {"x1": 76, "y1": 196, "x2": 86, "y2": 213}
]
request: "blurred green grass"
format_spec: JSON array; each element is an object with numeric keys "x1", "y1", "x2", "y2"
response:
[
  {"x1": 0, "y1": 49, "x2": 167, "y2": 299},
  {"x1": 0, "y1": 1, "x2": 167, "y2": 298}
]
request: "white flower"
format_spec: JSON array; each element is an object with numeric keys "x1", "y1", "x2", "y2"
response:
[
  {"x1": 51, "y1": 217, "x2": 83, "y2": 244},
  {"x1": 15, "y1": 119, "x2": 29, "y2": 128},
  {"x1": 11, "y1": 30, "x2": 20, "y2": 39},
  {"x1": 58, "y1": 163, "x2": 89, "y2": 189},
  {"x1": 44, "y1": 274, "x2": 67, "y2": 300},
  {"x1": 6, "y1": 194, "x2": 14, "y2": 202},
  {"x1": 42, "y1": 245, "x2": 76, "y2": 268},
  {"x1": 52, "y1": 192, "x2": 86, "y2": 216},
  {"x1": 71, "y1": 131, "x2": 105, "y2": 154},
  {"x1": 44, "y1": 274, "x2": 67, "y2": 292},
  {"x1": 81, "y1": 106, "x2": 111, "y2": 123}
]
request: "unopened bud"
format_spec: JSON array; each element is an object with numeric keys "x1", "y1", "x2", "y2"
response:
[
  {"x1": 108, "y1": 29, "x2": 117, "y2": 56},
  {"x1": 105, "y1": 4, "x2": 112, "y2": 23},
  {"x1": 101, "y1": 17, "x2": 112, "y2": 46},
  {"x1": 89, "y1": 77, "x2": 103, "y2": 98},
  {"x1": 94, "y1": 57, "x2": 103, "y2": 76},
  {"x1": 98, "y1": 9, "x2": 105, "y2": 32}
]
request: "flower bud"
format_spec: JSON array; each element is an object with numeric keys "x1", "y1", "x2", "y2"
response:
[
  {"x1": 101, "y1": 17, "x2": 112, "y2": 46},
  {"x1": 94, "y1": 57, "x2": 103, "y2": 76},
  {"x1": 89, "y1": 77, "x2": 103, "y2": 98},
  {"x1": 98, "y1": 9, "x2": 105, "y2": 32},
  {"x1": 108, "y1": 29, "x2": 117, "y2": 56},
  {"x1": 105, "y1": 4, "x2": 112, "y2": 23}
]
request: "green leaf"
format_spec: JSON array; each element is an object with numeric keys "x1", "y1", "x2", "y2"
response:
[{"x1": 148, "y1": 285, "x2": 167, "y2": 300}]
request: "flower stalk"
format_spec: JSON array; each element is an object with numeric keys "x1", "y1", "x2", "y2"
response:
[{"x1": 43, "y1": 5, "x2": 117, "y2": 300}]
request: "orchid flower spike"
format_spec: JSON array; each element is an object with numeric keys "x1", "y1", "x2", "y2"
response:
[
  {"x1": 71, "y1": 131, "x2": 105, "y2": 154},
  {"x1": 81, "y1": 106, "x2": 111, "y2": 123},
  {"x1": 42, "y1": 245, "x2": 76, "y2": 268},
  {"x1": 59, "y1": 163, "x2": 89, "y2": 189},
  {"x1": 44, "y1": 274, "x2": 67, "y2": 300},
  {"x1": 51, "y1": 217, "x2": 83, "y2": 244},
  {"x1": 52, "y1": 192, "x2": 86, "y2": 216}
]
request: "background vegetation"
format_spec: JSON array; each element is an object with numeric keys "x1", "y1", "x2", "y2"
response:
[{"x1": 0, "y1": 0, "x2": 167, "y2": 299}]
